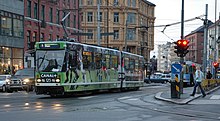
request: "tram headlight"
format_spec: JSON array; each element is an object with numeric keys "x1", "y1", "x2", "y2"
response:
[
  {"x1": 37, "y1": 79, "x2": 41, "y2": 83},
  {"x1": 55, "y1": 79, "x2": 60, "y2": 83}
]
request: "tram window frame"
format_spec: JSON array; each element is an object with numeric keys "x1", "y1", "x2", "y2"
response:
[
  {"x1": 82, "y1": 51, "x2": 93, "y2": 69},
  {"x1": 111, "y1": 55, "x2": 118, "y2": 69},
  {"x1": 95, "y1": 52, "x2": 102, "y2": 69},
  {"x1": 124, "y1": 57, "x2": 129, "y2": 70},
  {"x1": 129, "y1": 58, "x2": 135, "y2": 71},
  {"x1": 135, "y1": 59, "x2": 139, "y2": 71},
  {"x1": 105, "y1": 55, "x2": 110, "y2": 69}
]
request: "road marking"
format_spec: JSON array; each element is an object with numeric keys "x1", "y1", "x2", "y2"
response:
[
  {"x1": 128, "y1": 98, "x2": 139, "y2": 101},
  {"x1": 77, "y1": 96, "x2": 97, "y2": 99},
  {"x1": 210, "y1": 95, "x2": 220, "y2": 100},
  {"x1": 118, "y1": 96, "x2": 132, "y2": 100}
]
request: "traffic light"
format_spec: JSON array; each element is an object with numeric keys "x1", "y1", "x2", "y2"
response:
[
  {"x1": 213, "y1": 62, "x2": 219, "y2": 69},
  {"x1": 174, "y1": 39, "x2": 189, "y2": 57}
]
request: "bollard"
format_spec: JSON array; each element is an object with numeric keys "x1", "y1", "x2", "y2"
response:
[{"x1": 171, "y1": 74, "x2": 180, "y2": 98}]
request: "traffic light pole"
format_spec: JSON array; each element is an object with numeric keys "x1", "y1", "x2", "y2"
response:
[
  {"x1": 203, "y1": 4, "x2": 208, "y2": 74},
  {"x1": 179, "y1": 0, "x2": 184, "y2": 94}
]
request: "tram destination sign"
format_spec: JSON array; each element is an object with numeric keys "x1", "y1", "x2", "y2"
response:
[{"x1": 39, "y1": 43, "x2": 61, "y2": 49}]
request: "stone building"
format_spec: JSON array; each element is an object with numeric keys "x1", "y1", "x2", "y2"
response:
[{"x1": 79, "y1": 0, "x2": 155, "y2": 61}]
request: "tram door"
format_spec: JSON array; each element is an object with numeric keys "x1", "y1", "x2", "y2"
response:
[{"x1": 65, "y1": 50, "x2": 79, "y2": 83}]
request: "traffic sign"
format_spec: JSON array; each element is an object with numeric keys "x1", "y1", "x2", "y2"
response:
[{"x1": 171, "y1": 64, "x2": 182, "y2": 74}]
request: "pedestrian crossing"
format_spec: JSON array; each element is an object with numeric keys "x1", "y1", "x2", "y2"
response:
[
  {"x1": 189, "y1": 95, "x2": 220, "y2": 105},
  {"x1": 210, "y1": 95, "x2": 220, "y2": 100}
]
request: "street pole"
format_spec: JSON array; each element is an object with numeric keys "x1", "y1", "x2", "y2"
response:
[
  {"x1": 203, "y1": 4, "x2": 208, "y2": 74},
  {"x1": 125, "y1": 20, "x2": 128, "y2": 51},
  {"x1": 180, "y1": 0, "x2": 184, "y2": 94},
  {"x1": 97, "y1": 0, "x2": 101, "y2": 46},
  {"x1": 214, "y1": 0, "x2": 217, "y2": 62}
]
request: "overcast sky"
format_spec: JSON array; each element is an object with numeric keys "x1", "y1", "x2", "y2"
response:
[{"x1": 148, "y1": 0, "x2": 220, "y2": 57}]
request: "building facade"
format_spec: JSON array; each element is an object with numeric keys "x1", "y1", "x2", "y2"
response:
[
  {"x1": 0, "y1": 0, "x2": 24, "y2": 74},
  {"x1": 185, "y1": 21, "x2": 213, "y2": 67},
  {"x1": 79, "y1": 0, "x2": 155, "y2": 61},
  {"x1": 24, "y1": 0, "x2": 80, "y2": 67},
  {"x1": 157, "y1": 42, "x2": 178, "y2": 72}
]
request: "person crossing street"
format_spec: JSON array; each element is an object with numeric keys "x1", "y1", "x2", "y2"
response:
[{"x1": 190, "y1": 66, "x2": 206, "y2": 97}]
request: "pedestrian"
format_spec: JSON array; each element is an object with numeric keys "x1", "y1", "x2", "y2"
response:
[
  {"x1": 206, "y1": 71, "x2": 212, "y2": 79},
  {"x1": 190, "y1": 66, "x2": 206, "y2": 97}
]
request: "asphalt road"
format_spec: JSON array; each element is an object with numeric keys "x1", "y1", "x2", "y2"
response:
[{"x1": 0, "y1": 84, "x2": 219, "y2": 121}]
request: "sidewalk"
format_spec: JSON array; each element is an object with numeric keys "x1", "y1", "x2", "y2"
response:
[{"x1": 155, "y1": 86, "x2": 220, "y2": 104}]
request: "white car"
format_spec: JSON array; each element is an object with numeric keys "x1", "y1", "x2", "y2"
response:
[{"x1": 0, "y1": 75, "x2": 11, "y2": 92}]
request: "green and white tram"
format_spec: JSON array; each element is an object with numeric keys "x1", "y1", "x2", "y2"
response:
[{"x1": 35, "y1": 41, "x2": 145, "y2": 96}]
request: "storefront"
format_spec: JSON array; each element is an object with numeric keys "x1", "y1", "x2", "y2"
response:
[{"x1": 0, "y1": 47, "x2": 23, "y2": 75}]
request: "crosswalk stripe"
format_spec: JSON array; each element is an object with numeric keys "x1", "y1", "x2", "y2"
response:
[{"x1": 210, "y1": 95, "x2": 220, "y2": 100}]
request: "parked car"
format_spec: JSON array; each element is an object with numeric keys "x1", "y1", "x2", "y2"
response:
[
  {"x1": 161, "y1": 73, "x2": 171, "y2": 82},
  {"x1": 144, "y1": 73, "x2": 170, "y2": 84},
  {"x1": 7, "y1": 68, "x2": 35, "y2": 92},
  {"x1": 0, "y1": 75, "x2": 11, "y2": 92}
]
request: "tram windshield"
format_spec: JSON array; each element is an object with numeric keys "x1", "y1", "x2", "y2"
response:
[{"x1": 36, "y1": 50, "x2": 65, "y2": 72}]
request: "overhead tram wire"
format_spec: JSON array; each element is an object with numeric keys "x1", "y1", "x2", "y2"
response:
[
  {"x1": 153, "y1": 14, "x2": 205, "y2": 32},
  {"x1": 154, "y1": 15, "x2": 205, "y2": 42}
]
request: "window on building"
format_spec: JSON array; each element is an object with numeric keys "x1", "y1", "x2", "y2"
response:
[
  {"x1": 56, "y1": 9, "x2": 60, "y2": 24},
  {"x1": 40, "y1": 33, "x2": 44, "y2": 41},
  {"x1": 99, "y1": 12, "x2": 102, "y2": 22},
  {"x1": 33, "y1": 32, "x2": 37, "y2": 42},
  {"x1": 49, "y1": 34, "x2": 52, "y2": 40},
  {"x1": 127, "y1": 13, "x2": 136, "y2": 24},
  {"x1": 113, "y1": 12, "x2": 119, "y2": 23},
  {"x1": 13, "y1": 18, "x2": 23, "y2": 37},
  {"x1": 27, "y1": 0, "x2": 31, "y2": 17},
  {"x1": 127, "y1": 29, "x2": 136, "y2": 40},
  {"x1": 41, "y1": 5, "x2": 45, "y2": 21},
  {"x1": 99, "y1": 0, "x2": 102, "y2": 5},
  {"x1": 114, "y1": 0, "x2": 118, "y2": 5},
  {"x1": 113, "y1": 30, "x2": 119, "y2": 40},
  {"x1": 131, "y1": 0, "x2": 136, "y2": 7},
  {"x1": 49, "y1": 7, "x2": 53, "y2": 23},
  {"x1": 1, "y1": 16, "x2": 12, "y2": 36},
  {"x1": 27, "y1": 30, "x2": 31, "y2": 43},
  {"x1": 34, "y1": 2, "x2": 38, "y2": 19},
  {"x1": 56, "y1": 35, "x2": 59, "y2": 40},
  {"x1": 87, "y1": 0, "x2": 93, "y2": 5},
  {"x1": 79, "y1": 0, "x2": 83, "y2": 6},
  {"x1": 62, "y1": 11, "x2": 66, "y2": 26},
  {"x1": 127, "y1": 0, "x2": 131, "y2": 6},
  {"x1": 73, "y1": 15, "x2": 76, "y2": 28},
  {"x1": 87, "y1": 12, "x2": 93, "y2": 22},
  {"x1": 87, "y1": 29, "x2": 93, "y2": 39},
  {"x1": 67, "y1": 15, "x2": 70, "y2": 27},
  {"x1": 27, "y1": 31, "x2": 31, "y2": 49}
]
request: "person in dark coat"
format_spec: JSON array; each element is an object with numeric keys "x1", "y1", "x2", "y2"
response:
[{"x1": 206, "y1": 71, "x2": 212, "y2": 79}]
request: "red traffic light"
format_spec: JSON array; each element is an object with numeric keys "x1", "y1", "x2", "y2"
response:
[
  {"x1": 177, "y1": 39, "x2": 189, "y2": 47},
  {"x1": 213, "y1": 62, "x2": 219, "y2": 68}
]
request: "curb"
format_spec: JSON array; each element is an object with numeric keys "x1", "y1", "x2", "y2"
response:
[{"x1": 154, "y1": 86, "x2": 220, "y2": 105}]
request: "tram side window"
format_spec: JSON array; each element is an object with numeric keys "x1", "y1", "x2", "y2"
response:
[
  {"x1": 105, "y1": 55, "x2": 110, "y2": 69},
  {"x1": 69, "y1": 51, "x2": 78, "y2": 68},
  {"x1": 135, "y1": 59, "x2": 139, "y2": 71},
  {"x1": 82, "y1": 51, "x2": 92, "y2": 69},
  {"x1": 124, "y1": 57, "x2": 129, "y2": 70},
  {"x1": 129, "y1": 59, "x2": 135, "y2": 71},
  {"x1": 111, "y1": 55, "x2": 118, "y2": 69},
  {"x1": 95, "y1": 53, "x2": 102, "y2": 69}
]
